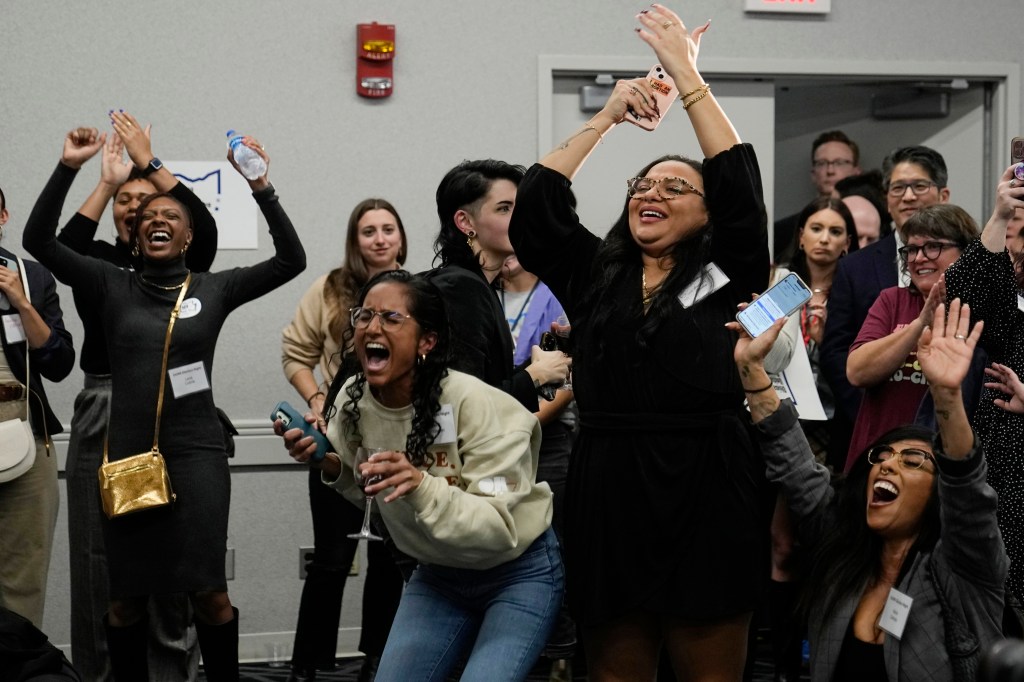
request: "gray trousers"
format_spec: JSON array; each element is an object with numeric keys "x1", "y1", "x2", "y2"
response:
[{"x1": 66, "y1": 374, "x2": 199, "y2": 681}]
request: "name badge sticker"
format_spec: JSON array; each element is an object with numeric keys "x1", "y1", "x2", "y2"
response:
[
  {"x1": 2, "y1": 314, "x2": 26, "y2": 344},
  {"x1": 434, "y1": 404, "x2": 456, "y2": 444},
  {"x1": 877, "y1": 587, "x2": 913, "y2": 640},
  {"x1": 179, "y1": 298, "x2": 202, "y2": 319},
  {"x1": 677, "y1": 262, "x2": 730, "y2": 309},
  {"x1": 168, "y1": 361, "x2": 211, "y2": 398}
]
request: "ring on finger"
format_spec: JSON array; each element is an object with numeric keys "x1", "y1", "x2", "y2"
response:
[
  {"x1": 954, "y1": 334, "x2": 967, "y2": 340},
  {"x1": 662, "y1": 21, "x2": 675, "y2": 29},
  {"x1": 1011, "y1": 179, "x2": 1018, "y2": 188}
]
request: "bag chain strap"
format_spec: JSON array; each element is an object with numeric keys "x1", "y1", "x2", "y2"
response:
[{"x1": 103, "y1": 272, "x2": 192, "y2": 463}]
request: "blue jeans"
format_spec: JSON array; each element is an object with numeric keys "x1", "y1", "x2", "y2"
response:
[{"x1": 376, "y1": 527, "x2": 564, "y2": 682}]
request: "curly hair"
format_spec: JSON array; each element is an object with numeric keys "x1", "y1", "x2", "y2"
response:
[{"x1": 338, "y1": 270, "x2": 452, "y2": 466}]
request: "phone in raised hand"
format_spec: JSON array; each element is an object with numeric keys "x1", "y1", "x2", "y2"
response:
[
  {"x1": 736, "y1": 273, "x2": 813, "y2": 338},
  {"x1": 625, "y1": 65, "x2": 678, "y2": 132}
]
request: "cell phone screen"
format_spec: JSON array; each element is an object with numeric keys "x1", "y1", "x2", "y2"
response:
[{"x1": 737, "y1": 274, "x2": 812, "y2": 337}]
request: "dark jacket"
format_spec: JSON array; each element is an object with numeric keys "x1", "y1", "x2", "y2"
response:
[{"x1": 0, "y1": 246, "x2": 75, "y2": 438}]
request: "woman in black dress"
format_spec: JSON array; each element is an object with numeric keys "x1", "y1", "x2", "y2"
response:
[
  {"x1": 509, "y1": 5, "x2": 768, "y2": 678},
  {"x1": 24, "y1": 120, "x2": 306, "y2": 681}
]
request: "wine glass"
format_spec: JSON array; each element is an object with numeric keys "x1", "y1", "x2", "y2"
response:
[
  {"x1": 553, "y1": 314, "x2": 573, "y2": 391},
  {"x1": 347, "y1": 446, "x2": 385, "y2": 541}
]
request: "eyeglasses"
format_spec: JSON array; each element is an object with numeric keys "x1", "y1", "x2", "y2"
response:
[
  {"x1": 867, "y1": 445, "x2": 935, "y2": 470},
  {"x1": 812, "y1": 159, "x2": 854, "y2": 170},
  {"x1": 897, "y1": 240, "x2": 960, "y2": 262},
  {"x1": 349, "y1": 307, "x2": 413, "y2": 331},
  {"x1": 626, "y1": 176, "x2": 704, "y2": 200},
  {"x1": 888, "y1": 180, "x2": 938, "y2": 197}
]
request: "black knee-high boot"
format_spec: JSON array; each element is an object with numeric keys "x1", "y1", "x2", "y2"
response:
[
  {"x1": 196, "y1": 607, "x2": 239, "y2": 682},
  {"x1": 105, "y1": 615, "x2": 149, "y2": 682}
]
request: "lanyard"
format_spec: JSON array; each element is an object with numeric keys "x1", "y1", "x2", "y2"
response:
[{"x1": 502, "y1": 281, "x2": 539, "y2": 335}]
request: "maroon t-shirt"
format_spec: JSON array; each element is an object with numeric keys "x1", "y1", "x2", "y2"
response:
[{"x1": 846, "y1": 287, "x2": 927, "y2": 471}]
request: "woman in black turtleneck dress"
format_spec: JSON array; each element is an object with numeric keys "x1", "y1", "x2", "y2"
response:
[{"x1": 24, "y1": 114, "x2": 306, "y2": 682}]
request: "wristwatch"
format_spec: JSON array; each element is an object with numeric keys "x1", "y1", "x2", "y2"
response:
[{"x1": 141, "y1": 157, "x2": 163, "y2": 177}]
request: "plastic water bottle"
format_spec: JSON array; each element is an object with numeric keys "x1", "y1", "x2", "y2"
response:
[{"x1": 226, "y1": 130, "x2": 267, "y2": 180}]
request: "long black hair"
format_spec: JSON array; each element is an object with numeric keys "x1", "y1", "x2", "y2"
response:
[
  {"x1": 803, "y1": 424, "x2": 940, "y2": 622},
  {"x1": 339, "y1": 270, "x2": 452, "y2": 466},
  {"x1": 574, "y1": 154, "x2": 710, "y2": 360}
]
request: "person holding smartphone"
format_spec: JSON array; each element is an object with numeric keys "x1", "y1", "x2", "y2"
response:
[
  {"x1": 944, "y1": 162, "x2": 1024, "y2": 605},
  {"x1": 0, "y1": 184, "x2": 75, "y2": 631},
  {"x1": 509, "y1": 5, "x2": 769, "y2": 677}
]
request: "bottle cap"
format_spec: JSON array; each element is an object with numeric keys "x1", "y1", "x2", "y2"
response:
[{"x1": 226, "y1": 130, "x2": 236, "y2": 138}]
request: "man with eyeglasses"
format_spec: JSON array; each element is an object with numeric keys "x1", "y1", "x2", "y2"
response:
[
  {"x1": 773, "y1": 130, "x2": 861, "y2": 260},
  {"x1": 820, "y1": 145, "x2": 950, "y2": 471}
]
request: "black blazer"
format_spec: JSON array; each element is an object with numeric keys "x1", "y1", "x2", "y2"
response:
[
  {"x1": 820, "y1": 233, "x2": 899, "y2": 421},
  {"x1": 0, "y1": 246, "x2": 75, "y2": 438}
]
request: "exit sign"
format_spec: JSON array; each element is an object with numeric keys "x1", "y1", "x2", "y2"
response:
[{"x1": 745, "y1": 0, "x2": 831, "y2": 14}]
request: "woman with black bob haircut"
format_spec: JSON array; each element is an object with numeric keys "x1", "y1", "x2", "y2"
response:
[
  {"x1": 732, "y1": 299, "x2": 1008, "y2": 681},
  {"x1": 428, "y1": 160, "x2": 569, "y2": 412},
  {"x1": 509, "y1": 5, "x2": 768, "y2": 678},
  {"x1": 282, "y1": 269, "x2": 563, "y2": 682}
]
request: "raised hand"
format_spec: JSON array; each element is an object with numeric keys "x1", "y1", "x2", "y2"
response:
[
  {"x1": 108, "y1": 111, "x2": 154, "y2": 167},
  {"x1": 100, "y1": 133, "x2": 132, "y2": 188},
  {"x1": 984, "y1": 363, "x2": 1024, "y2": 414},
  {"x1": 916, "y1": 298, "x2": 983, "y2": 392},
  {"x1": 727, "y1": 301, "x2": 788, "y2": 370},
  {"x1": 635, "y1": 4, "x2": 709, "y2": 85},
  {"x1": 61, "y1": 127, "x2": 105, "y2": 169},
  {"x1": 917, "y1": 275, "x2": 947, "y2": 330},
  {"x1": 225, "y1": 136, "x2": 270, "y2": 189}
]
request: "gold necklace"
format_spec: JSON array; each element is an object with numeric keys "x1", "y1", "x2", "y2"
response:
[
  {"x1": 642, "y1": 268, "x2": 661, "y2": 306},
  {"x1": 138, "y1": 272, "x2": 190, "y2": 291}
]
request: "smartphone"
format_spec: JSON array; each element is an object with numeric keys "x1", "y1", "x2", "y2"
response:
[
  {"x1": 0, "y1": 257, "x2": 17, "y2": 311},
  {"x1": 537, "y1": 332, "x2": 569, "y2": 401},
  {"x1": 1012, "y1": 137, "x2": 1024, "y2": 165},
  {"x1": 736, "y1": 273, "x2": 813, "y2": 338},
  {"x1": 271, "y1": 401, "x2": 330, "y2": 463},
  {"x1": 625, "y1": 64, "x2": 678, "y2": 132}
]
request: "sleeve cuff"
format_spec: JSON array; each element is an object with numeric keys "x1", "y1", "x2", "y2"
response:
[
  {"x1": 752, "y1": 399, "x2": 799, "y2": 439},
  {"x1": 934, "y1": 431, "x2": 984, "y2": 478}
]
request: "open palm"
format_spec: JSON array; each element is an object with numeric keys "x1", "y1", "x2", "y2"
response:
[{"x1": 917, "y1": 299, "x2": 982, "y2": 391}]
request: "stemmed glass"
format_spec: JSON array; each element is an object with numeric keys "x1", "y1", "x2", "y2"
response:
[
  {"x1": 553, "y1": 314, "x2": 573, "y2": 391},
  {"x1": 347, "y1": 446, "x2": 385, "y2": 541}
]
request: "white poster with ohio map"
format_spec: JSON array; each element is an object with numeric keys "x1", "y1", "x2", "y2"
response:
[{"x1": 167, "y1": 161, "x2": 258, "y2": 249}]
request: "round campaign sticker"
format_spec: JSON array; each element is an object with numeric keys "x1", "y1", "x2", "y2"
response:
[{"x1": 179, "y1": 298, "x2": 202, "y2": 319}]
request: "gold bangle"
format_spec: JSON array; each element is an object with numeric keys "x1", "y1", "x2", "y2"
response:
[
  {"x1": 683, "y1": 87, "x2": 712, "y2": 110},
  {"x1": 558, "y1": 123, "x2": 603, "y2": 151},
  {"x1": 679, "y1": 83, "x2": 709, "y2": 101}
]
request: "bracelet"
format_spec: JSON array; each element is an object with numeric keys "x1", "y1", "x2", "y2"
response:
[
  {"x1": 558, "y1": 123, "x2": 603, "y2": 151},
  {"x1": 678, "y1": 83, "x2": 709, "y2": 101},
  {"x1": 744, "y1": 380, "x2": 775, "y2": 394},
  {"x1": 305, "y1": 391, "x2": 325, "y2": 406},
  {"x1": 682, "y1": 85, "x2": 712, "y2": 110}
]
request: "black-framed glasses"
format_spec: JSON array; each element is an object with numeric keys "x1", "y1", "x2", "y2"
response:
[
  {"x1": 888, "y1": 180, "x2": 938, "y2": 197},
  {"x1": 349, "y1": 307, "x2": 412, "y2": 331},
  {"x1": 897, "y1": 240, "x2": 960, "y2": 262},
  {"x1": 812, "y1": 159, "x2": 854, "y2": 170},
  {"x1": 867, "y1": 445, "x2": 935, "y2": 470},
  {"x1": 626, "y1": 176, "x2": 704, "y2": 200}
]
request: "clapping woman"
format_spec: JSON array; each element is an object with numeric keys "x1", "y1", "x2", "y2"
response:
[
  {"x1": 24, "y1": 120, "x2": 306, "y2": 681},
  {"x1": 280, "y1": 198, "x2": 406, "y2": 679},
  {"x1": 281, "y1": 270, "x2": 562, "y2": 682},
  {"x1": 509, "y1": 5, "x2": 768, "y2": 677}
]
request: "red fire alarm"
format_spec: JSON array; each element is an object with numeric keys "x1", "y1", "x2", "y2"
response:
[{"x1": 357, "y1": 22, "x2": 395, "y2": 98}]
